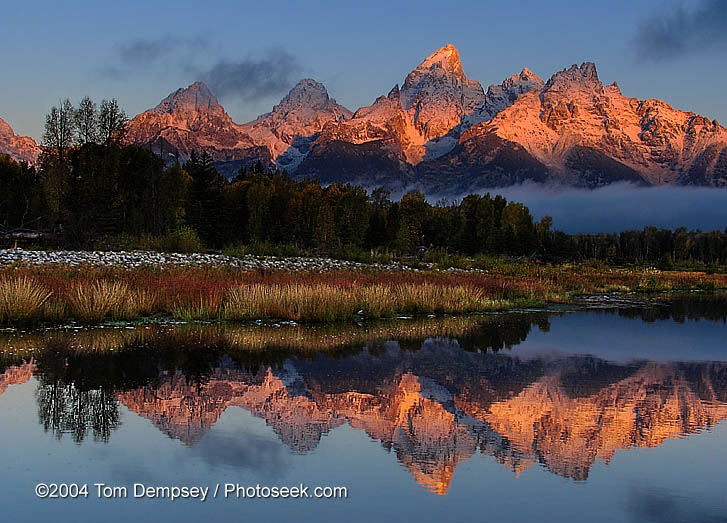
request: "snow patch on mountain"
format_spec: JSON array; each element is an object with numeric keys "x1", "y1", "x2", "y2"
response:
[
  {"x1": 241, "y1": 78, "x2": 352, "y2": 170},
  {"x1": 466, "y1": 62, "x2": 727, "y2": 185},
  {"x1": 464, "y1": 67, "x2": 545, "y2": 127}
]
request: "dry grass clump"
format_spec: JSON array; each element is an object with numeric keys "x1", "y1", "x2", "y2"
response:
[
  {"x1": 357, "y1": 284, "x2": 398, "y2": 318},
  {"x1": 287, "y1": 284, "x2": 357, "y2": 322},
  {"x1": 393, "y1": 283, "x2": 501, "y2": 314},
  {"x1": 222, "y1": 284, "x2": 356, "y2": 322},
  {"x1": 66, "y1": 280, "x2": 130, "y2": 323},
  {"x1": 170, "y1": 291, "x2": 223, "y2": 321},
  {"x1": 221, "y1": 282, "x2": 499, "y2": 322},
  {"x1": 0, "y1": 277, "x2": 53, "y2": 324}
]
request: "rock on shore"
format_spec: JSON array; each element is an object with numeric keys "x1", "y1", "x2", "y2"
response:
[{"x1": 0, "y1": 248, "x2": 413, "y2": 272}]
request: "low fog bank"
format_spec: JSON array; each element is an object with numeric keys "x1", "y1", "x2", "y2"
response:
[{"x1": 477, "y1": 183, "x2": 727, "y2": 234}]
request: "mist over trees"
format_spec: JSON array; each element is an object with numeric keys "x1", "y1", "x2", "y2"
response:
[{"x1": 1, "y1": 98, "x2": 726, "y2": 267}]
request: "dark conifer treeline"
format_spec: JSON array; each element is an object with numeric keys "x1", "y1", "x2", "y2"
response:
[{"x1": 3, "y1": 148, "x2": 726, "y2": 266}]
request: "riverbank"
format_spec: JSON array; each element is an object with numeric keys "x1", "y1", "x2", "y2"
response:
[{"x1": 1, "y1": 249, "x2": 725, "y2": 326}]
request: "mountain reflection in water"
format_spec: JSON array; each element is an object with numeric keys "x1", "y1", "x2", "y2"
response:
[{"x1": 0, "y1": 308, "x2": 726, "y2": 495}]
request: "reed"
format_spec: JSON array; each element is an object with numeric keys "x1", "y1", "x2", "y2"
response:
[
  {"x1": 66, "y1": 280, "x2": 130, "y2": 323},
  {"x1": 114, "y1": 288, "x2": 160, "y2": 319},
  {"x1": 223, "y1": 283, "x2": 358, "y2": 322},
  {"x1": 1, "y1": 262, "x2": 726, "y2": 326},
  {"x1": 0, "y1": 277, "x2": 52, "y2": 324},
  {"x1": 170, "y1": 291, "x2": 223, "y2": 321},
  {"x1": 356, "y1": 284, "x2": 397, "y2": 318},
  {"x1": 221, "y1": 282, "x2": 504, "y2": 322}
]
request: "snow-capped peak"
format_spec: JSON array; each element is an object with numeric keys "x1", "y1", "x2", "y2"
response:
[
  {"x1": 396, "y1": 44, "x2": 484, "y2": 141},
  {"x1": 412, "y1": 44, "x2": 464, "y2": 78},
  {"x1": 503, "y1": 68, "x2": 545, "y2": 93},
  {"x1": 276, "y1": 78, "x2": 333, "y2": 112},
  {"x1": 240, "y1": 79, "x2": 353, "y2": 171},
  {"x1": 401, "y1": 44, "x2": 471, "y2": 107},
  {"x1": 153, "y1": 81, "x2": 221, "y2": 114},
  {"x1": 517, "y1": 67, "x2": 543, "y2": 84}
]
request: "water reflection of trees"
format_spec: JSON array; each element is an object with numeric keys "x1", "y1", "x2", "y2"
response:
[
  {"x1": 616, "y1": 293, "x2": 727, "y2": 323},
  {"x1": 3, "y1": 314, "x2": 542, "y2": 443},
  {"x1": 0, "y1": 299, "x2": 723, "y2": 453},
  {"x1": 36, "y1": 379, "x2": 119, "y2": 443},
  {"x1": 30, "y1": 336, "x2": 230, "y2": 442}
]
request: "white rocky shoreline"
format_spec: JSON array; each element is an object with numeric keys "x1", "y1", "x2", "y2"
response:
[{"x1": 0, "y1": 248, "x2": 417, "y2": 272}]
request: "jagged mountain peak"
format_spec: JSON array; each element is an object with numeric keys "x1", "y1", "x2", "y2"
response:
[
  {"x1": 400, "y1": 45, "x2": 481, "y2": 110},
  {"x1": 545, "y1": 62, "x2": 602, "y2": 92},
  {"x1": 125, "y1": 81, "x2": 266, "y2": 174},
  {"x1": 0, "y1": 116, "x2": 40, "y2": 165},
  {"x1": 277, "y1": 78, "x2": 333, "y2": 111},
  {"x1": 402, "y1": 44, "x2": 469, "y2": 97},
  {"x1": 463, "y1": 67, "x2": 545, "y2": 128},
  {"x1": 153, "y1": 81, "x2": 221, "y2": 114},
  {"x1": 414, "y1": 44, "x2": 464, "y2": 77},
  {"x1": 0, "y1": 117, "x2": 14, "y2": 136},
  {"x1": 517, "y1": 67, "x2": 543, "y2": 85},
  {"x1": 394, "y1": 44, "x2": 485, "y2": 143},
  {"x1": 268, "y1": 79, "x2": 352, "y2": 121},
  {"x1": 249, "y1": 77, "x2": 353, "y2": 125},
  {"x1": 502, "y1": 68, "x2": 545, "y2": 93},
  {"x1": 241, "y1": 78, "x2": 353, "y2": 171}
]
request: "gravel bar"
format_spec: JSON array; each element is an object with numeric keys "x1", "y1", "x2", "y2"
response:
[{"x1": 0, "y1": 248, "x2": 416, "y2": 272}]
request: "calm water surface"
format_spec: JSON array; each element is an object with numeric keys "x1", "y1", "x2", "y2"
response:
[{"x1": 0, "y1": 300, "x2": 726, "y2": 523}]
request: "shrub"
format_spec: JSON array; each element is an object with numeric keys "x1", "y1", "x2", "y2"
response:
[{"x1": 161, "y1": 226, "x2": 205, "y2": 253}]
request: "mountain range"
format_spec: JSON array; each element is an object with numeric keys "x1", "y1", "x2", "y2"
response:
[{"x1": 3, "y1": 44, "x2": 727, "y2": 193}]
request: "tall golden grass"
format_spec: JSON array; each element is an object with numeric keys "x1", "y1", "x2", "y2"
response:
[
  {"x1": 67, "y1": 280, "x2": 129, "y2": 323},
  {"x1": 219, "y1": 282, "x2": 498, "y2": 322},
  {"x1": 0, "y1": 277, "x2": 52, "y2": 324},
  {"x1": 170, "y1": 291, "x2": 223, "y2": 321},
  {"x1": 0, "y1": 263, "x2": 724, "y2": 326}
]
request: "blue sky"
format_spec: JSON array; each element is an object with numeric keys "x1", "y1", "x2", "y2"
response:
[{"x1": 1, "y1": 0, "x2": 726, "y2": 141}]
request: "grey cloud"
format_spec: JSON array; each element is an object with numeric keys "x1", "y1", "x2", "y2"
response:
[
  {"x1": 196, "y1": 50, "x2": 302, "y2": 101},
  {"x1": 634, "y1": 0, "x2": 727, "y2": 60},
  {"x1": 117, "y1": 39, "x2": 175, "y2": 66},
  {"x1": 101, "y1": 35, "x2": 211, "y2": 79},
  {"x1": 484, "y1": 183, "x2": 727, "y2": 233},
  {"x1": 115, "y1": 35, "x2": 213, "y2": 66},
  {"x1": 104, "y1": 38, "x2": 301, "y2": 102}
]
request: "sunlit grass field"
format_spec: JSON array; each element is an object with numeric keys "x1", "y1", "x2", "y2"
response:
[{"x1": 1, "y1": 262, "x2": 725, "y2": 326}]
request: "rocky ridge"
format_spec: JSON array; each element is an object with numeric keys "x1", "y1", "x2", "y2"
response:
[
  {"x1": 298, "y1": 44, "x2": 487, "y2": 178},
  {"x1": 457, "y1": 62, "x2": 727, "y2": 187},
  {"x1": 0, "y1": 118, "x2": 40, "y2": 165},
  {"x1": 123, "y1": 81, "x2": 270, "y2": 175}
]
